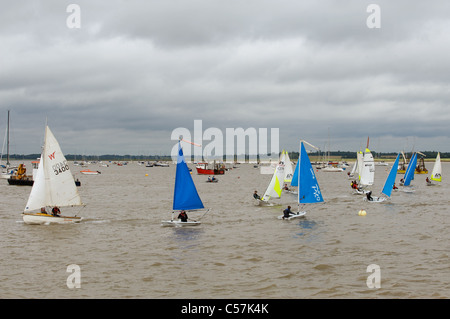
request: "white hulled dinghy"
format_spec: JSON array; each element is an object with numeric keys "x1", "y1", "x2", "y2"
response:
[
  {"x1": 278, "y1": 141, "x2": 324, "y2": 220},
  {"x1": 364, "y1": 153, "x2": 400, "y2": 203},
  {"x1": 161, "y1": 141, "x2": 209, "y2": 227},
  {"x1": 22, "y1": 125, "x2": 84, "y2": 225},
  {"x1": 427, "y1": 152, "x2": 442, "y2": 186}
]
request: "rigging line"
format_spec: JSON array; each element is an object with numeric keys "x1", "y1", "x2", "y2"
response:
[{"x1": 180, "y1": 138, "x2": 202, "y2": 147}]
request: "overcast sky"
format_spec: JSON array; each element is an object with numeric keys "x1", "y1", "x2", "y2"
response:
[{"x1": 1, "y1": 1, "x2": 449, "y2": 157}]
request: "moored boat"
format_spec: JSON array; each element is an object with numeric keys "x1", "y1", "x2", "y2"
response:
[{"x1": 195, "y1": 161, "x2": 225, "y2": 175}]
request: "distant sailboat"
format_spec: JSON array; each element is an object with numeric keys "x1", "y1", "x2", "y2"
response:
[
  {"x1": 401, "y1": 152, "x2": 417, "y2": 187},
  {"x1": 427, "y1": 152, "x2": 442, "y2": 186},
  {"x1": 1, "y1": 110, "x2": 14, "y2": 179},
  {"x1": 281, "y1": 150, "x2": 293, "y2": 183},
  {"x1": 354, "y1": 139, "x2": 374, "y2": 195},
  {"x1": 257, "y1": 159, "x2": 285, "y2": 206},
  {"x1": 365, "y1": 153, "x2": 400, "y2": 203},
  {"x1": 161, "y1": 141, "x2": 208, "y2": 227},
  {"x1": 278, "y1": 141, "x2": 323, "y2": 219},
  {"x1": 359, "y1": 138, "x2": 375, "y2": 188},
  {"x1": 22, "y1": 125, "x2": 84, "y2": 225}
]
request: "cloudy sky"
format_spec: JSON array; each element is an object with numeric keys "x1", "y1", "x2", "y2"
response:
[{"x1": 1, "y1": 0, "x2": 449, "y2": 157}]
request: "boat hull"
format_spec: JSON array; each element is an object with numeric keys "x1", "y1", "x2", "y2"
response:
[
  {"x1": 80, "y1": 170, "x2": 100, "y2": 175},
  {"x1": 161, "y1": 220, "x2": 201, "y2": 227},
  {"x1": 22, "y1": 213, "x2": 83, "y2": 225},
  {"x1": 8, "y1": 178, "x2": 34, "y2": 186},
  {"x1": 364, "y1": 196, "x2": 387, "y2": 203},
  {"x1": 9, "y1": 179, "x2": 80, "y2": 187},
  {"x1": 277, "y1": 211, "x2": 306, "y2": 220},
  {"x1": 254, "y1": 199, "x2": 274, "y2": 206},
  {"x1": 196, "y1": 168, "x2": 225, "y2": 175}
]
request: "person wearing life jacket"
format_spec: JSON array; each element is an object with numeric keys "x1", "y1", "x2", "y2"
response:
[
  {"x1": 178, "y1": 210, "x2": 188, "y2": 222},
  {"x1": 52, "y1": 206, "x2": 61, "y2": 217},
  {"x1": 282, "y1": 206, "x2": 293, "y2": 219}
]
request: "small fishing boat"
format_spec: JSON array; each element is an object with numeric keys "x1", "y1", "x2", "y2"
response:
[{"x1": 196, "y1": 161, "x2": 225, "y2": 175}]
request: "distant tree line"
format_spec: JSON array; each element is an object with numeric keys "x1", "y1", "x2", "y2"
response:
[
  {"x1": 286, "y1": 151, "x2": 447, "y2": 160},
  {"x1": 6, "y1": 151, "x2": 448, "y2": 162}
]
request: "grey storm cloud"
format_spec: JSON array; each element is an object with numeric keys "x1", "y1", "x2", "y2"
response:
[{"x1": 1, "y1": 0, "x2": 449, "y2": 155}]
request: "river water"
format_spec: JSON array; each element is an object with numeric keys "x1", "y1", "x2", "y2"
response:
[{"x1": 0, "y1": 160, "x2": 449, "y2": 299}]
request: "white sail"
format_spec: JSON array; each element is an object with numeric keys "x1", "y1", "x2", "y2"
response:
[
  {"x1": 350, "y1": 160, "x2": 357, "y2": 175},
  {"x1": 430, "y1": 152, "x2": 442, "y2": 182},
  {"x1": 281, "y1": 150, "x2": 293, "y2": 183},
  {"x1": 357, "y1": 151, "x2": 363, "y2": 180},
  {"x1": 261, "y1": 161, "x2": 285, "y2": 201},
  {"x1": 24, "y1": 126, "x2": 82, "y2": 212},
  {"x1": 359, "y1": 148, "x2": 375, "y2": 186}
]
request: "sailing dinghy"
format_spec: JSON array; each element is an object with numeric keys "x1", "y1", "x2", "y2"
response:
[
  {"x1": 278, "y1": 141, "x2": 324, "y2": 219},
  {"x1": 22, "y1": 126, "x2": 84, "y2": 225},
  {"x1": 355, "y1": 140, "x2": 375, "y2": 193},
  {"x1": 427, "y1": 152, "x2": 441, "y2": 186},
  {"x1": 399, "y1": 152, "x2": 417, "y2": 192},
  {"x1": 256, "y1": 159, "x2": 285, "y2": 206},
  {"x1": 364, "y1": 153, "x2": 400, "y2": 203},
  {"x1": 161, "y1": 141, "x2": 208, "y2": 227},
  {"x1": 281, "y1": 150, "x2": 293, "y2": 183}
]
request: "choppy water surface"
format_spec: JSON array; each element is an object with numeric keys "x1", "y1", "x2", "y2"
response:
[{"x1": 1, "y1": 161, "x2": 449, "y2": 298}]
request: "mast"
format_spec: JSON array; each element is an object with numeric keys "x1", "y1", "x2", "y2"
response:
[
  {"x1": 297, "y1": 141, "x2": 301, "y2": 213},
  {"x1": 6, "y1": 110, "x2": 10, "y2": 166}
]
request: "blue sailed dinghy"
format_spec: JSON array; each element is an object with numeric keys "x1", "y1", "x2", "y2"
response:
[
  {"x1": 279, "y1": 141, "x2": 324, "y2": 219},
  {"x1": 161, "y1": 141, "x2": 208, "y2": 227},
  {"x1": 402, "y1": 152, "x2": 417, "y2": 187},
  {"x1": 365, "y1": 153, "x2": 400, "y2": 203}
]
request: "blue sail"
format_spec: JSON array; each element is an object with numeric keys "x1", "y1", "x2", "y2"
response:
[
  {"x1": 290, "y1": 159, "x2": 299, "y2": 187},
  {"x1": 298, "y1": 142, "x2": 324, "y2": 204},
  {"x1": 403, "y1": 153, "x2": 417, "y2": 186},
  {"x1": 173, "y1": 142, "x2": 204, "y2": 211},
  {"x1": 381, "y1": 153, "x2": 400, "y2": 197}
]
